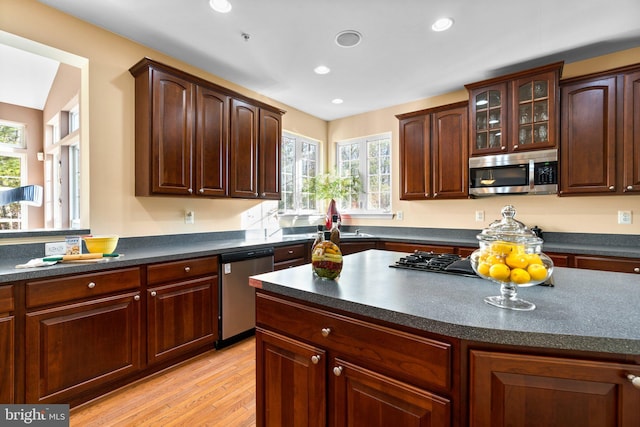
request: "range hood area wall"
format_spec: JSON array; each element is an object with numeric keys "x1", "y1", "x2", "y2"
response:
[{"x1": 2, "y1": 0, "x2": 639, "y2": 240}]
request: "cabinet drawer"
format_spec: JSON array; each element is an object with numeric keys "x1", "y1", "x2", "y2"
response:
[
  {"x1": 26, "y1": 268, "x2": 141, "y2": 309},
  {"x1": 274, "y1": 258, "x2": 307, "y2": 271},
  {"x1": 147, "y1": 256, "x2": 218, "y2": 285},
  {"x1": 382, "y1": 242, "x2": 456, "y2": 254},
  {"x1": 0, "y1": 285, "x2": 13, "y2": 313},
  {"x1": 257, "y1": 292, "x2": 452, "y2": 391},
  {"x1": 574, "y1": 255, "x2": 640, "y2": 274},
  {"x1": 274, "y1": 244, "x2": 307, "y2": 262}
]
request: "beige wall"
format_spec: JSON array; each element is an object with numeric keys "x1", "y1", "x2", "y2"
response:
[{"x1": 1, "y1": 0, "x2": 638, "y2": 239}]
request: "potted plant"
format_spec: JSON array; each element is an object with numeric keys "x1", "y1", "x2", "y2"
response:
[{"x1": 303, "y1": 172, "x2": 360, "y2": 229}]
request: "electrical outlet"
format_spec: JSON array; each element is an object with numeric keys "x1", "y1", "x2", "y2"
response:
[
  {"x1": 45, "y1": 241, "x2": 66, "y2": 256},
  {"x1": 185, "y1": 210, "x2": 195, "y2": 224},
  {"x1": 617, "y1": 210, "x2": 632, "y2": 225},
  {"x1": 475, "y1": 210, "x2": 485, "y2": 222},
  {"x1": 396, "y1": 211, "x2": 404, "y2": 220}
]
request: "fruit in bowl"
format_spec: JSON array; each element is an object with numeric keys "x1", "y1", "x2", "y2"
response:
[
  {"x1": 311, "y1": 240, "x2": 343, "y2": 280},
  {"x1": 471, "y1": 205, "x2": 554, "y2": 311},
  {"x1": 83, "y1": 235, "x2": 119, "y2": 254}
]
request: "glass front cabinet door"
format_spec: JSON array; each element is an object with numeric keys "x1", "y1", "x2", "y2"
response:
[{"x1": 467, "y1": 62, "x2": 563, "y2": 156}]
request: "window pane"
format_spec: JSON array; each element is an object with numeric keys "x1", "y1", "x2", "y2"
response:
[
  {"x1": 0, "y1": 121, "x2": 26, "y2": 148},
  {"x1": 0, "y1": 154, "x2": 23, "y2": 229},
  {"x1": 280, "y1": 132, "x2": 319, "y2": 212}
]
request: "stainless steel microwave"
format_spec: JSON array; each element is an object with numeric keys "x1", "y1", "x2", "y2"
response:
[{"x1": 469, "y1": 149, "x2": 558, "y2": 196}]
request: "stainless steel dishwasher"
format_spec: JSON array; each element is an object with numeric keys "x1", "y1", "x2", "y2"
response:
[{"x1": 217, "y1": 247, "x2": 274, "y2": 348}]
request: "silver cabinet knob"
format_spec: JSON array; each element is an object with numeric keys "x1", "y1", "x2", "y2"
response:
[
  {"x1": 433, "y1": 193, "x2": 438, "y2": 197},
  {"x1": 321, "y1": 328, "x2": 331, "y2": 337},
  {"x1": 288, "y1": 250, "x2": 294, "y2": 254},
  {"x1": 134, "y1": 295, "x2": 140, "y2": 301},
  {"x1": 333, "y1": 366, "x2": 343, "y2": 376},
  {"x1": 513, "y1": 145, "x2": 519, "y2": 149},
  {"x1": 501, "y1": 146, "x2": 506, "y2": 151},
  {"x1": 188, "y1": 188, "x2": 193, "y2": 194},
  {"x1": 199, "y1": 188, "x2": 204, "y2": 194},
  {"x1": 627, "y1": 374, "x2": 640, "y2": 389},
  {"x1": 151, "y1": 291, "x2": 157, "y2": 297},
  {"x1": 425, "y1": 193, "x2": 429, "y2": 197},
  {"x1": 311, "y1": 355, "x2": 321, "y2": 364},
  {"x1": 634, "y1": 267, "x2": 639, "y2": 273},
  {"x1": 609, "y1": 186, "x2": 615, "y2": 191},
  {"x1": 184, "y1": 266, "x2": 191, "y2": 273},
  {"x1": 627, "y1": 185, "x2": 634, "y2": 190},
  {"x1": 87, "y1": 282, "x2": 96, "y2": 289}
]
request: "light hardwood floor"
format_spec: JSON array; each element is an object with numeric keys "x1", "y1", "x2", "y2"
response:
[{"x1": 70, "y1": 337, "x2": 256, "y2": 427}]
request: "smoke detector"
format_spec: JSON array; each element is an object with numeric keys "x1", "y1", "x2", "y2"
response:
[{"x1": 335, "y1": 30, "x2": 362, "y2": 48}]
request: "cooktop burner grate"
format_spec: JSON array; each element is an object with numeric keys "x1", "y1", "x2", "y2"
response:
[{"x1": 390, "y1": 251, "x2": 478, "y2": 277}]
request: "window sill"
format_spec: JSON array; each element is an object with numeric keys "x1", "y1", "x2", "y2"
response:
[{"x1": 341, "y1": 212, "x2": 394, "y2": 220}]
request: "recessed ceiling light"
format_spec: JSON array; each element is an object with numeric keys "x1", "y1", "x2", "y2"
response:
[
  {"x1": 335, "y1": 30, "x2": 362, "y2": 48},
  {"x1": 431, "y1": 17, "x2": 454, "y2": 32},
  {"x1": 332, "y1": 98, "x2": 344, "y2": 105},
  {"x1": 314, "y1": 65, "x2": 331, "y2": 75},
  {"x1": 209, "y1": 0, "x2": 232, "y2": 13}
]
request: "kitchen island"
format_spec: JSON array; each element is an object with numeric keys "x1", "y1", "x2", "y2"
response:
[{"x1": 251, "y1": 249, "x2": 640, "y2": 427}]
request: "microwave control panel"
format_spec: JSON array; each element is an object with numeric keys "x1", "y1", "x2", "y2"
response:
[{"x1": 534, "y1": 161, "x2": 558, "y2": 185}]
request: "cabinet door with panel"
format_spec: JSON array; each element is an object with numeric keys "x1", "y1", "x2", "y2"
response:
[
  {"x1": 256, "y1": 328, "x2": 326, "y2": 427},
  {"x1": 195, "y1": 85, "x2": 228, "y2": 197},
  {"x1": 0, "y1": 285, "x2": 14, "y2": 403},
  {"x1": 331, "y1": 358, "x2": 451, "y2": 427},
  {"x1": 398, "y1": 114, "x2": 430, "y2": 200},
  {"x1": 274, "y1": 244, "x2": 308, "y2": 270},
  {"x1": 146, "y1": 256, "x2": 219, "y2": 365},
  {"x1": 432, "y1": 105, "x2": 469, "y2": 199},
  {"x1": 468, "y1": 82, "x2": 509, "y2": 156},
  {"x1": 469, "y1": 350, "x2": 640, "y2": 427},
  {"x1": 339, "y1": 241, "x2": 377, "y2": 255},
  {"x1": 623, "y1": 69, "x2": 640, "y2": 193},
  {"x1": 259, "y1": 108, "x2": 282, "y2": 199},
  {"x1": 230, "y1": 98, "x2": 259, "y2": 198},
  {"x1": 148, "y1": 68, "x2": 194, "y2": 195},
  {"x1": 25, "y1": 292, "x2": 142, "y2": 404},
  {"x1": 560, "y1": 76, "x2": 617, "y2": 195}
]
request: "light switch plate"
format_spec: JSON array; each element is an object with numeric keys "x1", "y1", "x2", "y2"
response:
[{"x1": 617, "y1": 210, "x2": 632, "y2": 224}]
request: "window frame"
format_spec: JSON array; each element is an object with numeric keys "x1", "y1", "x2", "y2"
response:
[
  {"x1": 0, "y1": 119, "x2": 26, "y2": 149},
  {"x1": 279, "y1": 131, "x2": 321, "y2": 214}
]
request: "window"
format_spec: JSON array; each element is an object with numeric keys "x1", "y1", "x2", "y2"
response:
[
  {"x1": 69, "y1": 143, "x2": 81, "y2": 228},
  {"x1": 0, "y1": 120, "x2": 26, "y2": 148},
  {"x1": 336, "y1": 132, "x2": 391, "y2": 213},
  {"x1": 279, "y1": 131, "x2": 319, "y2": 213},
  {"x1": 0, "y1": 152, "x2": 25, "y2": 230},
  {"x1": 69, "y1": 105, "x2": 80, "y2": 133}
]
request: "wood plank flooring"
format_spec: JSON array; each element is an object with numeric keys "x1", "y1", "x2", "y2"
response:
[{"x1": 70, "y1": 337, "x2": 256, "y2": 427}]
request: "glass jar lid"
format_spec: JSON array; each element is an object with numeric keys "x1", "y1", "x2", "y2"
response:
[{"x1": 477, "y1": 205, "x2": 542, "y2": 244}]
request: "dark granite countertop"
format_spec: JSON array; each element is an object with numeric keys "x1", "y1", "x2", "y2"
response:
[
  {"x1": 252, "y1": 249, "x2": 640, "y2": 355},
  {"x1": 0, "y1": 226, "x2": 638, "y2": 284}
]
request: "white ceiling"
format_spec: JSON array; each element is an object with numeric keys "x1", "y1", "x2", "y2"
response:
[
  {"x1": 18, "y1": 1, "x2": 640, "y2": 119},
  {"x1": 0, "y1": 43, "x2": 59, "y2": 110}
]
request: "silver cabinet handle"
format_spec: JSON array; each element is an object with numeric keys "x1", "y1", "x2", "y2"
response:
[
  {"x1": 184, "y1": 266, "x2": 191, "y2": 273},
  {"x1": 333, "y1": 366, "x2": 343, "y2": 376},
  {"x1": 634, "y1": 267, "x2": 639, "y2": 273},
  {"x1": 321, "y1": 328, "x2": 331, "y2": 337},
  {"x1": 151, "y1": 291, "x2": 157, "y2": 297},
  {"x1": 311, "y1": 355, "x2": 321, "y2": 364},
  {"x1": 609, "y1": 186, "x2": 615, "y2": 191},
  {"x1": 134, "y1": 295, "x2": 140, "y2": 301},
  {"x1": 87, "y1": 282, "x2": 96, "y2": 289},
  {"x1": 627, "y1": 374, "x2": 640, "y2": 389}
]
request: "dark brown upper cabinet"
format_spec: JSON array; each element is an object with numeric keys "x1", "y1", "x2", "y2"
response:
[
  {"x1": 397, "y1": 101, "x2": 468, "y2": 200},
  {"x1": 559, "y1": 63, "x2": 640, "y2": 196},
  {"x1": 129, "y1": 58, "x2": 283, "y2": 199},
  {"x1": 466, "y1": 62, "x2": 563, "y2": 156}
]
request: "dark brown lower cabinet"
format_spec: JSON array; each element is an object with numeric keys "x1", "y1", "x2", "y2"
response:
[
  {"x1": 25, "y1": 292, "x2": 142, "y2": 404},
  {"x1": 256, "y1": 292, "x2": 455, "y2": 427},
  {"x1": 147, "y1": 276, "x2": 218, "y2": 365},
  {"x1": 332, "y1": 358, "x2": 450, "y2": 427},
  {"x1": 0, "y1": 315, "x2": 14, "y2": 403},
  {"x1": 469, "y1": 350, "x2": 640, "y2": 427}
]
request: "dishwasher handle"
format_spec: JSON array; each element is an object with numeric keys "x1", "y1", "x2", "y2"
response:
[{"x1": 220, "y1": 247, "x2": 274, "y2": 263}]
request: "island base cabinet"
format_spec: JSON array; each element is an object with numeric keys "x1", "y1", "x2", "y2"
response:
[
  {"x1": 469, "y1": 350, "x2": 640, "y2": 427},
  {"x1": 256, "y1": 328, "x2": 327, "y2": 427},
  {"x1": 331, "y1": 358, "x2": 451, "y2": 427},
  {"x1": 0, "y1": 315, "x2": 14, "y2": 403},
  {"x1": 25, "y1": 292, "x2": 142, "y2": 404}
]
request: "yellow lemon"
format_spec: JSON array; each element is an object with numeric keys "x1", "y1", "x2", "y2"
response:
[
  {"x1": 489, "y1": 263, "x2": 511, "y2": 281},
  {"x1": 490, "y1": 242, "x2": 514, "y2": 255},
  {"x1": 486, "y1": 254, "x2": 505, "y2": 265},
  {"x1": 510, "y1": 268, "x2": 531, "y2": 284},
  {"x1": 526, "y1": 253, "x2": 543, "y2": 265},
  {"x1": 527, "y1": 263, "x2": 548, "y2": 281},
  {"x1": 477, "y1": 262, "x2": 491, "y2": 277},
  {"x1": 505, "y1": 253, "x2": 529, "y2": 269}
]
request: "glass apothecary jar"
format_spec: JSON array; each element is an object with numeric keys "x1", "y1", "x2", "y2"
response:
[{"x1": 469, "y1": 205, "x2": 553, "y2": 311}]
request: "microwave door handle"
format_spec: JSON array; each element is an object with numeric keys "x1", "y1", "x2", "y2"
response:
[{"x1": 529, "y1": 159, "x2": 535, "y2": 191}]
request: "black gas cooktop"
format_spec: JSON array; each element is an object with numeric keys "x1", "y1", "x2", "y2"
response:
[{"x1": 390, "y1": 251, "x2": 478, "y2": 278}]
